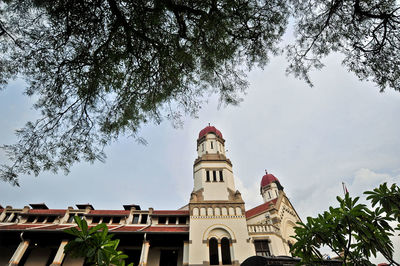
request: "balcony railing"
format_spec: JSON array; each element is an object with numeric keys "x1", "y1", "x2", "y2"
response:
[{"x1": 247, "y1": 224, "x2": 280, "y2": 235}]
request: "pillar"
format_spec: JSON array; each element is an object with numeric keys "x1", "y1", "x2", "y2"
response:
[
  {"x1": 229, "y1": 240, "x2": 235, "y2": 263},
  {"x1": 139, "y1": 240, "x2": 150, "y2": 266},
  {"x1": 9, "y1": 240, "x2": 30, "y2": 266},
  {"x1": 183, "y1": 241, "x2": 189, "y2": 266},
  {"x1": 218, "y1": 241, "x2": 222, "y2": 265},
  {"x1": 50, "y1": 240, "x2": 68, "y2": 265}
]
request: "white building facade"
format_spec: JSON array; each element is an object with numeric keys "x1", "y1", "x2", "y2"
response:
[{"x1": 0, "y1": 126, "x2": 301, "y2": 266}]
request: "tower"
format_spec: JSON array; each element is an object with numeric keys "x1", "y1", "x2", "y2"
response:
[
  {"x1": 192, "y1": 126, "x2": 236, "y2": 200},
  {"x1": 246, "y1": 171, "x2": 300, "y2": 257},
  {"x1": 188, "y1": 125, "x2": 255, "y2": 265},
  {"x1": 260, "y1": 171, "x2": 284, "y2": 203}
]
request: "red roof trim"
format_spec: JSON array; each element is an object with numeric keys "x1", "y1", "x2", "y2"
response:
[
  {"x1": 245, "y1": 199, "x2": 278, "y2": 219},
  {"x1": 0, "y1": 224, "x2": 67, "y2": 230},
  {"x1": 88, "y1": 210, "x2": 130, "y2": 216},
  {"x1": 142, "y1": 226, "x2": 189, "y2": 232},
  {"x1": 0, "y1": 224, "x2": 189, "y2": 233},
  {"x1": 108, "y1": 226, "x2": 145, "y2": 232},
  {"x1": 0, "y1": 224, "x2": 37, "y2": 230},
  {"x1": 152, "y1": 210, "x2": 189, "y2": 216}
]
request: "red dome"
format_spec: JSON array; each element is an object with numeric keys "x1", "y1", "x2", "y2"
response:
[
  {"x1": 198, "y1": 126, "x2": 223, "y2": 140},
  {"x1": 261, "y1": 172, "x2": 279, "y2": 188}
]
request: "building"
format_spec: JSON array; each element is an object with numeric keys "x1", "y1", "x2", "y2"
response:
[{"x1": 0, "y1": 126, "x2": 301, "y2": 266}]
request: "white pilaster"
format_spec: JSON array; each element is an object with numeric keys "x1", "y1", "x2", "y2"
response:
[
  {"x1": 218, "y1": 242, "x2": 222, "y2": 265},
  {"x1": 9, "y1": 240, "x2": 30, "y2": 266},
  {"x1": 139, "y1": 240, "x2": 150, "y2": 266},
  {"x1": 50, "y1": 240, "x2": 68, "y2": 265},
  {"x1": 230, "y1": 242, "x2": 235, "y2": 263},
  {"x1": 183, "y1": 241, "x2": 189, "y2": 266}
]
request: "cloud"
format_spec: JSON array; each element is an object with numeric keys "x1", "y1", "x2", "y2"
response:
[
  {"x1": 349, "y1": 168, "x2": 400, "y2": 196},
  {"x1": 235, "y1": 177, "x2": 261, "y2": 209}
]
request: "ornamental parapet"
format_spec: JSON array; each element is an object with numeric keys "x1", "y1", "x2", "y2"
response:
[{"x1": 247, "y1": 224, "x2": 281, "y2": 236}]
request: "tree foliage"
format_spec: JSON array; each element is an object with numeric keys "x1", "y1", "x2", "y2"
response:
[
  {"x1": 0, "y1": 0, "x2": 399, "y2": 185},
  {"x1": 365, "y1": 182, "x2": 400, "y2": 232},
  {"x1": 288, "y1": 0, "x2": 400, "y2": 91},
  {"x1": 291, "y1": 183, "x2": 400, "y2": 265},
  {"x1": 0, "y1": 0, "x2": 288, "y2": 185},
  {"x1": 64, "y1": 216, "x2": 132, "y2": 266}
]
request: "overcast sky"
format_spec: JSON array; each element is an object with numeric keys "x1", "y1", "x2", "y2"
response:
[{"x1": 1, "y1": 42, "x2": 399, "y2": 262}]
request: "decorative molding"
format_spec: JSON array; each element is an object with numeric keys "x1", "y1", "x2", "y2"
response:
[
  {"x1": 190, "y1": 216, "x2": 246, "y2": 219},
  {"x1": 202, "y1": 223, "x2": 237, "y2": 241}
]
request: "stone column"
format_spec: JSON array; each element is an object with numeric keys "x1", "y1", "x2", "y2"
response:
[
  {"x1": 218, "y1": 241, "x2": 222, "y2": 265},
  {"x1": 229, "y1": 240, "x2": 235, "y2": 263},
  {"x1": 9, "y1": 240, "x2": 30, "y2": 266},
  {"x1": 139, "y1": 240, "x2": 150, "y2": 266},
  {"x1": 50, "y1": 240, "x2": 68, "y2": 265},
  {"x1": 183, "y1": 241, "x2": 189, "y2": 266}
]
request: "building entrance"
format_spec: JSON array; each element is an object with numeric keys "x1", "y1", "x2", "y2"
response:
[{"x1": 159, "y1": 249, "x2": 178, "y2": 266}]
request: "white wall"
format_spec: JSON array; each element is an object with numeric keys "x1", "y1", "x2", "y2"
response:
[{"x1": 189, "y1": 216, "x2": 255, "y2": 265}]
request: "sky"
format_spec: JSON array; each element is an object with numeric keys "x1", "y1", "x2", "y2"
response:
[{"x1": 1, "y1": 43, "x2": 400, "y2": 262}]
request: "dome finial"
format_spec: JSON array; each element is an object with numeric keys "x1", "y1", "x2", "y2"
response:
[{"x1": 265, "y1": 169, "x2": 268, "y2": 174}]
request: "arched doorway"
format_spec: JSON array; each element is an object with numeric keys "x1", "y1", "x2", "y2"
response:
[
  {"x1": 209, "y1": 237, "x2": 219, "y2": 265},
  {"x1": 221, "y1": 237, "x2": 232, "y2": 264}
]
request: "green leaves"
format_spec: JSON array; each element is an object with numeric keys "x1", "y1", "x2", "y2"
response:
[
  {"x1": 287, "y1": 0, "x2": 400, "y2": 92},
  {"x1": 291, "y1": 183, "x2": 400, "y2": 265},
  {"x1": 1, "y1": 0, "x2": 399, "y2": 185},
  {"x1": 0, "y1": 0, "x2": 289, "y2": 185},
  {"x1": 365, "y1": 182, "x2": 400, "y2": 223},
  {"x1": 64, "y1": 216, "x2": 131, "y2": 266}
]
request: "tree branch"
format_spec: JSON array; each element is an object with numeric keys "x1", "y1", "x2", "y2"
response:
[{"x1": 106, "y1": 0, "x2": 133, "y2": 52}]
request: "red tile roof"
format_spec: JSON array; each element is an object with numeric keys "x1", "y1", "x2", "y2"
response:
[
  {"x1": 152, "y1": 210, "x2": 189, "y2": 216},
  {"x1": 0, "y1": 223, "x2": 189, "y2": 233},
  {"x1": 88, "y1": 210, "x2": 130, "y2": 216},
  {"x1": 28, "y1": 209, "x2": 66, "y2": 215},
  {"x1": 245, "y1": 199, "x2": 278, "y2": 219}
]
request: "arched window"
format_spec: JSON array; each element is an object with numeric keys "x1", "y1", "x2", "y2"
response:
[
  {"x1": 209, "y1": 238, "x2": 219, "y2": 265},
  {"x1": 221, "y1": 238, "x2": 232, "y2": 265}
]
